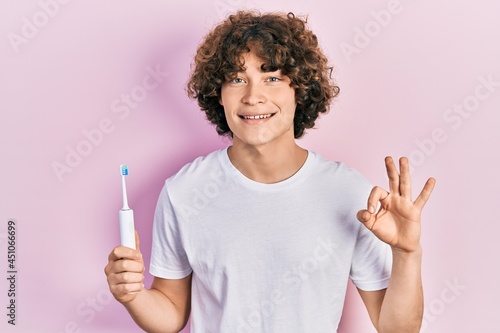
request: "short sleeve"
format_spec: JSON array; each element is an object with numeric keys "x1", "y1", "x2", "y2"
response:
[
  {"x1": 336, "y1": 163, "x2": 392, "y2": 291},
  {"x1": 350, "y1": 223, "x2": 392, "y2": 291},
  {"x1": 149, "y1": 182, "x2": 193, "y2": 279}
]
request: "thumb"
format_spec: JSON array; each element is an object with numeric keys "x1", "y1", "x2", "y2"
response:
[
  {"x1": 357, "y1": 209, "x2": 368, "y2": 222},
  {"x1": 135, "y1": 229, "x2": 140, "y2": 251},
  {"x1": 357, "y1": 209, "x2": 375, "y2": 227}
]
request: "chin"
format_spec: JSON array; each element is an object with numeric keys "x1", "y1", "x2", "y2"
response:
[{"x1": 234, "y1": 131, "x2": 291, "y2": 148}]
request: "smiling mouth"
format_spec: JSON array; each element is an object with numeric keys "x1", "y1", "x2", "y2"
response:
[{"x1": 239, "y1": 113, "x2": 275, "y2": 120}]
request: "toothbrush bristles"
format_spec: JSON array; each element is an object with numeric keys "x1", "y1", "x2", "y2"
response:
[
  {"x1": 120, "y1": 164, "x2": 128, "y2": 176},
  {"x1": 120, "y1": 164, "x2": 130, "y2": 210}
]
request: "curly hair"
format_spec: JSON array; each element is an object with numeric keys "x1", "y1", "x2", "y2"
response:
[{"x1": 186, "y1": 10, "x2": 339, "y2": 139}]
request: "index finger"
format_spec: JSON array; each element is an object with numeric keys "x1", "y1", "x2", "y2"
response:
[{"x1": 108, "y1": 245, "x2": 141, "y2": 262}]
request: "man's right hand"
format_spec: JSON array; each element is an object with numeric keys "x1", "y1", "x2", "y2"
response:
[{"x1": 104, "y1": 230, "x2": 145, "y2": 304}]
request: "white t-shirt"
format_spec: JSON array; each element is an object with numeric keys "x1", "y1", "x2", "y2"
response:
[{"x1": 150, "y1": 148, "x2": 392, "y2": 333}]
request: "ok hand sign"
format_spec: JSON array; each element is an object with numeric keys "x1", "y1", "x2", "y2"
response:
[{"x1": 357, "y1": 157, "x2": 436, "y2": 253}]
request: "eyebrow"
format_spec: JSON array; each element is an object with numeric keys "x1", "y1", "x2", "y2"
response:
[{"x1": 239, "y1": 65, "x2": 282, "y2": 73}]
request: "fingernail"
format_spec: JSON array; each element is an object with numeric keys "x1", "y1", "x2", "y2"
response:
[{"x1": 368, "y1": 206, "x2": 375, "y2": 214}]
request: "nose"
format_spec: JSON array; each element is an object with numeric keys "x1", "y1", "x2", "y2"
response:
[{"x1": 241, "y1": 82, "x2": 266, "y2": 105}]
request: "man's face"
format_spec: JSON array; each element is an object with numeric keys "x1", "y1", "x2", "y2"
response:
[{"x1": 220, "y1": 51, "x2": 297, "y2": 148}]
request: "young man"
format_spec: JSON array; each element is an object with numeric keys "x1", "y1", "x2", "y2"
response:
[{"x1": 105, "y1": 11, "x2": 435, "y2": 333}]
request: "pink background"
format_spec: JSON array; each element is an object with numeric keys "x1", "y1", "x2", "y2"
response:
[{"x1": 1, "y1": 0, "x2": 499, "y2": 332}]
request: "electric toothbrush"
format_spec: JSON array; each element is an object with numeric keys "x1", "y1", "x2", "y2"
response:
[{"x1": 119, "y1": 164, "x2": 136, "y2": 249}]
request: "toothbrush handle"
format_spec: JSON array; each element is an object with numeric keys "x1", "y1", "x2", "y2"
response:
[{"x1": 119, "y1": 209, "x2": 136, "y2": 249}]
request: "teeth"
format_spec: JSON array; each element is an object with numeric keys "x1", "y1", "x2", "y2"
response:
[{"x1": 242, "y1": 114, "x2": 273, "y2": 120}]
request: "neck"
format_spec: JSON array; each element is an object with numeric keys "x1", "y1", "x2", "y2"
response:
[{"x1": 227, "y1": 137, "x2": 307, "y2": 184}]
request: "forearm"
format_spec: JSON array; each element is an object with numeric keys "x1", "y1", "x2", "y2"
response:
[
  {"x1": 378, "y1": 246, "x2": 423, "y2": 333},
  {"x1": 123, "y1": 288, "x2": 188, "y2": 333}
]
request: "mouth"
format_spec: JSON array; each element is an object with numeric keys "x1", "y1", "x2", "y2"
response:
[{"x1": 238, "y1": 113, "x2": 276, "y2": 120}]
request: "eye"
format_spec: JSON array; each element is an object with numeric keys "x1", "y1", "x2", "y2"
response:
[
  {"x1": 228, "y1": 77, "x2": 245, "y2": 84},
  {"x1": 267, "y1": 76, "x2": 281, "y2": 82}
]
